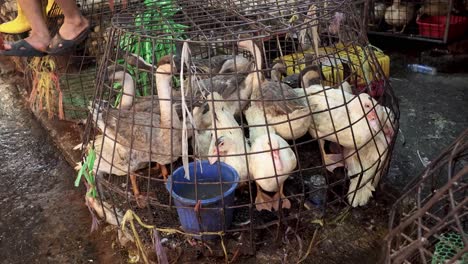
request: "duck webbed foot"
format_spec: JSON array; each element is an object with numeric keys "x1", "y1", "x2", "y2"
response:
[
  {"x1": 323, "y1": 153, "x2": 345, "y2": 172},
  {"x1": 159, "y1": 164, "x2": 169, "y2": 181},
  {"x1": 130, "y1": 173, "x2": 147, "y2": 208},
  {"x1": 271, "y1": 183, "x2": 291, "y2": 212},
  {"x1": 255, "y1": 183, "x2": 273, "y2": 212},
  {"x1": 399, "y1": 24, "x2": 407, "y2": 34}
]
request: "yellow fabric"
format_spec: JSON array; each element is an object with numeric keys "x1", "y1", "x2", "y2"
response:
[
  {"x1": 0, "y1": 0, "x2": 57, "y2": 34},
  {"x1": 274, "y1": 43, "x2": 390, "y2": 87}
]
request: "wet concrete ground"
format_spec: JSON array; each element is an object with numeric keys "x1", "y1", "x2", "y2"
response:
[
  {"x1": 0, "y1": 77, "x2": 123, "y2": 263},
  {"x1": 379, "y1": 45, "x2": 468, "y2": 191}
]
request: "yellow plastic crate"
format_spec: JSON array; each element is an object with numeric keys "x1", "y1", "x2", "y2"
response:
[{"x1": 274, "y1": 43, "x2": 390, "y2": 87}]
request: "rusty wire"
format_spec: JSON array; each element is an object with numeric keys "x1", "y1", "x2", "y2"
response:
[
  {"x1": 382, "y1": 129, "x2": 468, "y2": 264},
  {"x1": 43, "y1": 0, "x2": 133, "y2": 121}
]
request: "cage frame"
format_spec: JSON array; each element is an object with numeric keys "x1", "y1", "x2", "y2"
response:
[
  {"x1": 382, "y1": 129, "x2": 468, "y2": 263},
  {"x1": 364, "y1": 0, "x2": 467, "y2": 44},
  {"x1": 75, "y1": 0, "x2": 402, "y2": 261}
]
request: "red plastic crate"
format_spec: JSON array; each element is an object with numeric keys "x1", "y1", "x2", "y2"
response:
[{"x1": 417, "y1": 15, "x2": 468, "y2": 41}]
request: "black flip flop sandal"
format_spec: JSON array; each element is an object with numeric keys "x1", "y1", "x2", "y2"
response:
[
  {"x1": 47, "y1": 25, "x2": 91, "y2": 55},
  {"x1": 0, "y1": 39, "x2": 46, "y2": 57}
]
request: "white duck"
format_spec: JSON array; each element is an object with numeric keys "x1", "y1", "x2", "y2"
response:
[
  {"x1": 344, "y1": 105, "x2": 396, "y2": 207},
  {"x1": 91, "y1": 57, "x2": 182, "y2": 206},
  {"x1": 245, "y1": 105, "x2": 297, "y2": 211},
  {"x1": 373, "y1": 2, "x2": 387, "y2": 24},
  {"x1": 239, "y1": 39, "x2": 312, "y2": 140},
  {"x1": 207, "y1": 92, "x2": 250, "y2": 183},
  {"x1": 298, "y1": 85, "x2": 379, "y2": 148},
  {"x1": 294, "y1": 85, "x2": 380, "y2": 171},
  {"x1": 384, "y1": 0, "x2": 416, "y2": 33}
]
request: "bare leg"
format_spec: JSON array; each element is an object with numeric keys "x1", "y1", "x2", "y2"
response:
[
  {"x1": 49, "y1": 0, "x2": 89, "y2": 46},
  {"x1": 147, "y1": 163, "x2": 162, "y2": 175},
  {"x1": 272, "y1": 183, "x2": 291, "y2": 211},
  {"x1": 280, "y1": 183, "x2": 291, "y2": 209},
  {"x1": 255, "y1": 183, "x2": 273, "y2": 212},
  {"x1": 3, "y1": 0, "x2": 50, "y2": 52},
  {"x1": 399, "y1": 24, "x2": 407, "y2": 34},
  {"x1": 130, "y1": 173, "x2": 147, "y2": 208},
  {"x1": 160, "y1": 164, "x2": 169, "y2": 180}
]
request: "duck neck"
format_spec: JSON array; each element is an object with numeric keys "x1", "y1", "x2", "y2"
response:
[
  {"x1": 244, "y1": 41, "x2": 264, "y2": 94},
  {"x1": 251, "y1": 43, "x2": 263, "y2": 71},
  {"x1": 245, "y1": 106, "x2": 272, "y2": 141},
  {"x1": 115, "y1": 72, "x2": 135, "y2": 109},
  {"x1": 155, "y1": 73, "x2": 173, "y2": 127},
  {"x1": 271, "y1": 67, "x2": 282, "y2": 82},
  {"x1": 250, "y1": 124, "x2": 270, "y2": 142}
]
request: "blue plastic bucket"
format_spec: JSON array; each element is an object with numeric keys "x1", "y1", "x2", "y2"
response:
[{"x1": 166, "y1": 160, "x2": 239, "y2": 239}]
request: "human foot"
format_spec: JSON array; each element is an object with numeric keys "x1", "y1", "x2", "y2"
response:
[
  {"x1": 3, "y1": 30, "x2": 51, "y2": 52},
  {"x1": 58, "y1": 16, "x2": 89, "y2": 42},
  {"x1": 47, "y1": 16, "x2": 90, "y2": 54}
]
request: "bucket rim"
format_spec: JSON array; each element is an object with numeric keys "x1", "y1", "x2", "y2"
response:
[{"x1": 165, "y1": 160, "x2": 239, "y2": 206}]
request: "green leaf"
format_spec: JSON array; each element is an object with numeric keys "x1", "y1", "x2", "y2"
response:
[
  {"x1": 83, "y1": 170, "x2": 90, "y2": 184},
  {"x1": 113, "y1": 82, "x2": 123, "y2": 90},
  {"x1": 86, "y1": 187, "x2": 97, "y2": 198},
  {"x1": 75, "y1": 163, "x2": 86, "y2": 187},
  {"x1": 113, "y1": 82, "x2": 124, "y2": 107},
  {"x1": 87, "y1": 148, "x2": 96, "y2": 172},
  {"x1": 114, "y1": 92, "x2": 122, "y2": 108}
]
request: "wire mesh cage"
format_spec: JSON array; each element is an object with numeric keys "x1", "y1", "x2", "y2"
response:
[
  {"x1": 76, "y1": 0, "x2": 400, "y2": 261},
  {"x1": 365, "y1": 0, "x2": 468, "y2": 44},
  {"x1": 382, "y1": 129, "x2": 467, "y2": 264},
  {"x1": 19, "y1": 0, "x2": 133, "y2": 121}
]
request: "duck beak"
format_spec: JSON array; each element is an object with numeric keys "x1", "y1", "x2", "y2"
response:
[
  {"x1": 272, "y1": 149, "x2": 283, "y2": 172},
  {"x1": 384, "y1": 124, "x2": 395, "y2": 143},
  {"x1": 104, "y1": 64, "x2": 128, "y2": 82},
  {"x1": 208, "y1": 137, "x2": 224, "y2": 164},
  {"x1": 237, "y1": 39, "x2": 251, "y2": 51},
  {"x1": 366, "y1": 109, "x2": 380, "y2": 131},
  {"x1": 208, "y1": 149, "x2": 219, "y2": 165},
  {"x1": 366, "y1": 109, "x2": 377, "y2": 120}
]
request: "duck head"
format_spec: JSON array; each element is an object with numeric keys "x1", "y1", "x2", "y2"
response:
[
  {"x1": 208, "y1": 136, "x2": 237, "y2": 164},
  {"x1": 265, "y1": 135, "x2": 283, "y2": 172}
]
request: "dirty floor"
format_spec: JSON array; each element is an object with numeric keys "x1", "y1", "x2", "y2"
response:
[
  {"x1": 0, "y1": 77, "x2": 124, "y2": 264},
  {"x1": 378, "y1": 42, "x2": 468, "y2": 191}
]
